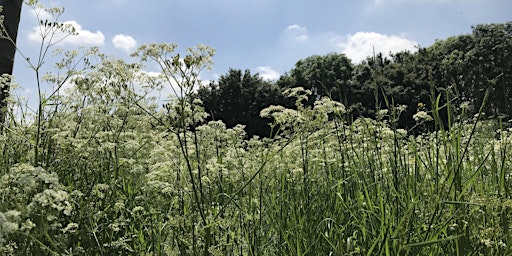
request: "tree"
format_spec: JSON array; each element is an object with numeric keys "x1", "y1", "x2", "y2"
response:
[
  {"x1": 0, "y1": 0, "x2": 23, "y2": 123},
  {"x1": 427, "y1": 22, "x2": 512, "y2": 120},
  {"x1": 468, "y1": 22, "x2": 512, "y2": 118},
  {"x1": 197, "y1": 69, "x2": 283, "y2": 137},
  {"x1": 281, "y1": 53, "x2": 354, "y2": 107}
]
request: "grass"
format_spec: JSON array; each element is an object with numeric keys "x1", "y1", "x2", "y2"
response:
[{"x1": 1, "y1": 72, "x2": 511, "y2": 255}]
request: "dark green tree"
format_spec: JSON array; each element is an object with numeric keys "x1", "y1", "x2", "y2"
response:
[
  {"x1": 280, "y1": 53, "x2": 354, "y2": 107},
  {"x1": 350, "y1": 51, "x2": 435, "y2": 129},
  {"x1": 0, "y1": 0, "x2": 23, "y2": 123},
  {"x1": 197, "y1": 69, "x2": 284, "y2": 137},
  {"x1": 351, "y1": 53, "x2": 392, "y2": 118},
  {"x1": 427, "y1": 22, "x2": 512, "y2": 120},
  {"x1": 381, "y1": 51, "x2": 434, "y2": 128},
  {"x1": 468, "y1": 22, "x2": 512, "y2": 118}
]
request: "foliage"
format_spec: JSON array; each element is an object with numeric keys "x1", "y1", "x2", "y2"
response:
[
  {"x1": 194, "y1": 22, "x2": 512, "y2": 137},
  {"x1": 278, "y1": 53, "x2": 354, "y2": 107},
  {"x1": 197, "y1": 69, "x2": 284, "y2": 138}
]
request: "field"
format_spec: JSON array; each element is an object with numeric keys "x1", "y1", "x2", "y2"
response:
[
  {"x1": 1, "y1": 7, "x2": 512, "y2": 252},
  {"x1": 1, "y1": 48, "x2": 511, "y2": 255}
]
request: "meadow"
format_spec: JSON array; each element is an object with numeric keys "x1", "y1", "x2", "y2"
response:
[
  {"x1": 1, "y1": 43, "x2": 511, "y2": 255},
  {"x1": 1, "y1": 4, "x2": 512, "y2": 255}
]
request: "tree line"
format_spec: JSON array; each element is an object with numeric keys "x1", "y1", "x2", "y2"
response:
[{"x1": 197, "y1": 22, "x2": 512, "y2": 138}]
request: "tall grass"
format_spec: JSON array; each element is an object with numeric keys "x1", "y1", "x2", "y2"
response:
[{"x1": 3, "y1": 68, "x2": 511, "y2": 255}]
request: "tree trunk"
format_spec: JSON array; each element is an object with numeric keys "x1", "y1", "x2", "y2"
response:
[{"x1": 0, "y1": 0, "x2": 23, "y2": 123}]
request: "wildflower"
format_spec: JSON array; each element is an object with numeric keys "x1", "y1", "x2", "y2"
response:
[
  {"x1": 232, "y1": 124, "x2": 247, "y2": 138},
  {"x1": 283, "y1": 87, "x2": 311, "y2": 98},
  {"x1": 114, "y1": 202, "x2": 125, "y2": 211},
  {"x1": 290, "y1": 168, "x2": 303, "y2": 179},
  {"x1": 3, "y1": 210, "x2": 20, "y2": 222},
  {"x1": 61, "y1": 222, "x2": 79, "y2": 233},
  {"x1": 134, "y1": 195, "x2": 146, "y2": 203},
  {"x1": 132, "y1": 206, "x2": 145, "y2": 214},
  {"x1": 192, "y1": 98, "x2": 203, "y2": 105},
  {"x1": 413, "y1": 111, "x2": 433, "y2": 122},
  {"x1": 0, "y1": 211, "x2": 19, "y2": 234},
  {"x1": 47, "y1": 215, "x2": 57, "y2": 222},
  {"x1": 21, "y1": 219, "x2": 36, "y2": 231},
  {"x1": 201, "y1": 176, "x2": 211, "y2": 186},
  {"x1": 63, "y1": 201, "x2": 73, "y2": 216},
  {"x1": 460, "y1": 101, "x2": 470, "y2": 110},
  {"x1": 93, "y1": 211, "x2": 105, "y2": 221},
  {"x1": 377, "y1": 109, "x2": 388, "y2": 118},
  {"x1": 92, "y1": 184, "x2": 110, "y2": 199},
  {"x1": 70, "y1": 190, "x2": 84, "y2": 198},
  {"x1": 396, "y1": 104, "x2": 407, "y2": 112},
  {"x1": 473, "y1": 112, "x2": 485, "y2": 119},
  {"x1": 481, "y1": 238, "x2": 492, "y2": 248},
  {"x1": 380, "y1": 127, "x2": 395, "y2": 138},
  {"x1": 396, "y1": 129, "x2": 407, "y2": 137},
  {"x1": 313, "y1": 97, "x2": 346, "y2": 115},
  {"x1": 260, "y1": 105, "x2": 285, "y2": 118},
  {"x1": 109, "y1": 222, "x2": 121, "y2": 232}
]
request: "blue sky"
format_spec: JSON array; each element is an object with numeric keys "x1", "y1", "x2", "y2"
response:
[{"x1": 11, "y1": 0, "x2": 512, "y2": 105}]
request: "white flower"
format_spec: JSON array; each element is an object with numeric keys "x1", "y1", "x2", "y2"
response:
[
  {"x1": 396, "y1": 129, "x2": 407, "y2": 137},
  {"x1": 192, "y1": 98, "x2": 203, "y2": 105},
  {"x1": 21, "y1": 219, "x2": 36, "y2": 231},
  {"x1": 413, "y1": 111, "x2": 433, "y2": 122},
  {"x1": 313, "y1": 97, "x2": 346, "y2": 115},
  {"x1": 260, "y1": 105, "x2": 285, "y2": 118},
  {"x1": 132, "y1": 206, "x2": 145, "y2": 214},
  {"x1": 3, "y1": 210, "x2": 20, "y2": 221},
  {"x1": 283, "y1": 87, "x2": 311, "y2": 98},
  {"x1": 377, "y1": 109, "x2": 388, "y2": 117},
  {"x1": 396, "y1": 104, "x2": 407, "y2": 112},
  {"x1": 1, "y1": 221, "x2": 19, "y2": 234},
  {"x1": 114, "y1": 202, "x2": 125, "y2": 211},
  {"x1": 61, "y1": 222, "x2": 79, "y2": 233}
]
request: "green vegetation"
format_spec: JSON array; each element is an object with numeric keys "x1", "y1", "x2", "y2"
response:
[
  {"x1": 199, "y1": 22, "x2": 512, "y2": 137},
  {"x1": 1, "y1": 2, "x2": 512, "y2": 255}
]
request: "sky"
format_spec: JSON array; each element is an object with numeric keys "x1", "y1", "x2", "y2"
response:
[{"x1": 9, "y1": 0, "x2": 512, "y2": 106}]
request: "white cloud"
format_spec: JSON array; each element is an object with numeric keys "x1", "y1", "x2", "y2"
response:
[
  {"x1": 338, "y1": 32, "x2": 418, "y2": 63},
  {"x1": 112, "y1": 34, "x2": 137, "y2": 53},
  {"x1": 256, "y1": 66, "x2": 280, "y2": 81},
  {"x1": 28, "y1": 20, "x2": 105, "y2": 47},
  {"x1": 284, "y1": 24, "x2": 309, "y2": 41},
  {"x1": 277, "y1": 26, "x2": 420, "y2": 67}
]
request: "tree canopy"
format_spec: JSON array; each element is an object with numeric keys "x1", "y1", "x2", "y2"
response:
[
  {"x1": 197, "y1": 69, "x2": 283, "y2": 137},
  {"x1": 196, "y1": 22, "x2": 512, "y2": 137}
]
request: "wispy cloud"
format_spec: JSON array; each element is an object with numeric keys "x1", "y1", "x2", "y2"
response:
[
  {"x1": 112, "y1": 34, "x2": 137, "y2": 53},
  {"x1": 277, "y1": 24, "x2": 341, "y2": 64},
  {"x1": 284, "y1": 25, "x2": 309, "y2": 41}
]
